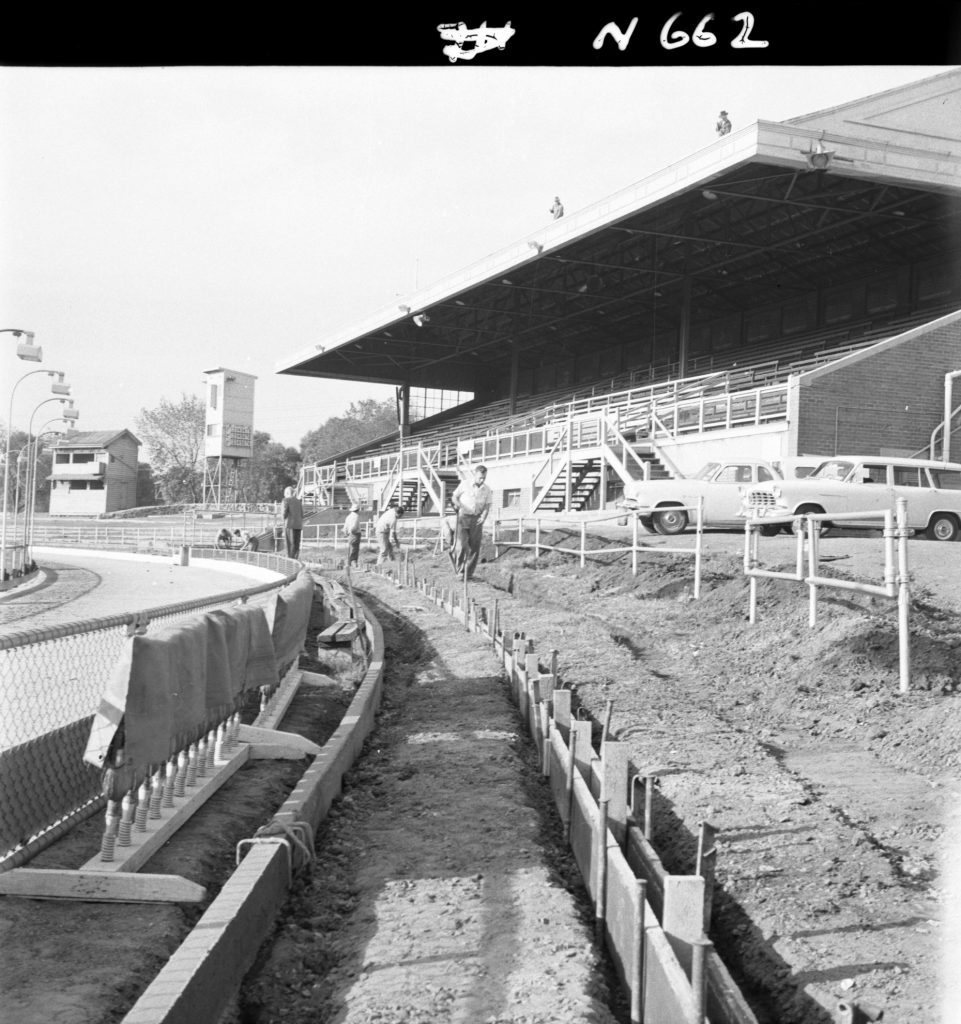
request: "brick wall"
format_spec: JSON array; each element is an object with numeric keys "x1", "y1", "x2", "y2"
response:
[{"x1": 797, "y1": 315, "x2": 961, "y2": 457}]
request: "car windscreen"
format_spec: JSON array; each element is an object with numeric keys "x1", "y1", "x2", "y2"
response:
[{"x1": 693, "y1": 463, "x2": 721, "y2": 481}]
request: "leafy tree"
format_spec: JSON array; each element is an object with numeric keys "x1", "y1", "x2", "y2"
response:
[
  {"x1": 2, "y1": 429, "x2": 52, "y2": 513},
  {"x1": 135, "y1": 394, "x2": 205, "y2": 503},
  {"x1": 158, "y1": 465, "x2": 203, "y2": 504},
  {"x1": 136, "y1": 462, "x2": 159, "y2": 506},
  {"x1": 300, "y1": 398, "x2": 397, "y2": 465},
  {"x1": 236, "y1": 431, "x2": 301, "y2": 502},
  {"x1": 136, "y1": 393, "x2": 205, "y2": 477}
]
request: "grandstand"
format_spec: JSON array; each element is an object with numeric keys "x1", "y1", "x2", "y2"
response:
[{"x1": 278, "y1": 70, "x2": 961, "y2": 518}]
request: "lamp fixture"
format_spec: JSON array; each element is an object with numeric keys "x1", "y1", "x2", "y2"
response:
[
  {"x1": 527, "y1": 241, "x2": 543, "y2": 253},
  {"x1": 701, "y1": 190, "x2": 718, "y2": 200},
  {"x1": 412, "y1": 313, "x2": 430, "y2": 327},
  {"x1": 2, "y1": 329, "x2": 42, "y2": 362},
  {"x1": 801, "y1": 139, "x2": 835, "y2": 171}
]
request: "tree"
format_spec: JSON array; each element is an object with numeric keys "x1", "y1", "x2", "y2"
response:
[
  {"x1": 135, "y1": 394, "x2": 205, "y2": 503},
  {"x1": 300, "y1": 398, "x2": 397, "y2": 465},
  {"x1": 135, "y1": 463, "x2": 159, "y2": 507},
  {"x1": 236, "y1": 431, "x2": 301, "y2": 502}
]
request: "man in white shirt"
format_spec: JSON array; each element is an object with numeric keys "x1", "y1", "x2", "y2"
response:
[
  {"x1": 344, "y1": 503, "x2": 362, "y2": 567},
  {"x1": 375, "y1": 504, "x2": 404, "y2": 564},
  {"x1": 451, "y1": 465, "x2": 492, "y2": 579}
]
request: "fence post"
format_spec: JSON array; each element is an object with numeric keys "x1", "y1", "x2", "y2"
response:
[
  {"x1": 896, "y1": 496, "x2": 911, "y2": 694},
  {"x1": 630, "y1": 878, "x2": 647, "y2": 1024},
  {"x1": 580, "y1": 520, "x2": 587, "y2": 568},
  {"x1": 632, "y1": 511, "x2": 638, "y2": 577},
  {"x1": 693, "y1": 497, "x2": 703, "y2": 599}
]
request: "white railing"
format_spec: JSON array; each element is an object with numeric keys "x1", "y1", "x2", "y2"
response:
[
  {"x1": 742, "y1": 498, "x2": 911, "y2": 692},
  {"x1": 493, "y1": 499, "x2": 704, "y2": 593},
  {"x1": 650, "y1": 383, "x2": 790, "y2": 441}
]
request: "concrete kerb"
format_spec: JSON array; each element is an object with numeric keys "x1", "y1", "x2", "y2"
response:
[{"x1": 120, "y1": 571, "x2": 386, "y2": 1024}]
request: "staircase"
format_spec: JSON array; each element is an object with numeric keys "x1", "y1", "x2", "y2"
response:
[
  {"x1": 535, "y1": 458, "x2": 603, "y2": 512},
  {"x1": 384, "y1": 470, "x2": 462, "y2": 514}
]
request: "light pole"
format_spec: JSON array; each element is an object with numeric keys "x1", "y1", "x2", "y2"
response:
[
  {"x1": 11, "y1": 446, "x2": 30, "y2": 558},
  {"x1": 23, "y1": 398, "x2": 79, "y2": 567},
  {"x1": 2, "y1": 367, "x2": 69, "y2": 578}
]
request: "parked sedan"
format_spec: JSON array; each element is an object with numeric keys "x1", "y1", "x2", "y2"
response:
[
  {"x1": 741, "y1": 456, "x2": 961, "y2": 540},
  {"x1": 623, "y1": 460, "x2": 784, "y2": 535}
]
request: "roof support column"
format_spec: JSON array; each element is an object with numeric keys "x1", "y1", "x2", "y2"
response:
[
  {"x1": 677, "y1": 277, "x2": 692, "y2": 378},
  {"x1": 509, "y1": 342, "x2": 519, "y2": 416}
]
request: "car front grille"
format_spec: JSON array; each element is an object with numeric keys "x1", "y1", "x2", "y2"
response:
[{"x1": 743, "y1": 490, "x2": 778, "y2": 509}]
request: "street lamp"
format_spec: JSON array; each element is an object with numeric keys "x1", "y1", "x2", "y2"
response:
[
  {"x1": 23, "y1": 398, "x2": 79, "y2": 567},
  {"x1": 2, "y1": 369, "x2": 69, "y2": 579},
  {"x1": 1, "y1": 328, "x2": 42, "y2": 362}
]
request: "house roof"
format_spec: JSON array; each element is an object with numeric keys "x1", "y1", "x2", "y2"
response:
[{"x1": 51, "y1": 429, "x2": 141, "y2": 449}]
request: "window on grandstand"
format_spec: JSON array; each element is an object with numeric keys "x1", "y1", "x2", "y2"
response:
[
  {"x1": 408, "y1": 388, "x2": 474, "y2": 423},
  {"x1": 210, "y1": 384, "x2": 218, "y2": 410},
  {"x1": 89, "y1": 480, "x2": 105, "y2": 490},
  {"x1": 71, "y1": 452, "x2": 95, "y2": 463},
  {"x1": 916, "y1": 261, "x2": 957, "y2": 305},
  {"x1": 206, "y1": 423, "x2": 220, "y2": 437},
  {"x1": 865, "y1": 272, "x2": 899, "y2": 314},
  {"x1": 782, "y1": 295, "x2": 817, "y2": 334},
  {"x1": 502, "y1": 488, "x2": 521, "y2": 509}
]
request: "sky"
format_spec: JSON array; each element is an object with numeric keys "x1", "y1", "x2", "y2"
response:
[{"x1": 2, "y1": 64, "x2": 957, "y2": 458}]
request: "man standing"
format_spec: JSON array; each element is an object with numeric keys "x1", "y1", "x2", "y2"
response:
[
  {"x1": 716, "y1": 110, "x2": 731, "y2": 136},
  {"x1": 375, "y1": 504, "x2": 404, "y2": 564},
  {"x1": 452, "y1": 464, "x2": 492, "y2": 579},
  {"x1": 282, "y1": 485, "x2": 304, "y2": 560},
  {"x1": 344, "y1": 503, "x2": 362, "y2": 567},
  {"x1": 550, "y1": 195, "x2": 564, "y2": 219}
]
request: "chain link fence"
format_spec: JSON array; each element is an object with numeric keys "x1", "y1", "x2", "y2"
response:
[{"x1": 0, "y1": 549, "x2": 302, "y2": 869}]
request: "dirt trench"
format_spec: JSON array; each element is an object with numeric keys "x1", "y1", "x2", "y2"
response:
[{"x1": 232, "y1": 583, "x2": 624, "y2": 1024}]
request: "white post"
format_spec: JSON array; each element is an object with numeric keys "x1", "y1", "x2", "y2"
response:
[
  {"x1": 807, "y1": 516, "x2": 818, "y2": 627},
  {"x1": 580, "y1": 520, "x2": 586, "y2": 568},
  {"x1": 632, "y1": 511, "x2": 638, "y2": 577},
  {"x1": 896, "y1": 497, "x2": 911, "y2": 694},
  {"x1": 693, "y1": 496, "x2": 703, "y2": 599},
  {"x1": 535, "y1": 517, "x2": 541, "y2": 558}
]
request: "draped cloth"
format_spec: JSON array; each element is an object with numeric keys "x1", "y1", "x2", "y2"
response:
[
  {"x1": 84, "y1": 603, "x2": 279, "y2": 783},
  {"x1": 263, "y1": 570, "x2": 315, "y2": 672}
]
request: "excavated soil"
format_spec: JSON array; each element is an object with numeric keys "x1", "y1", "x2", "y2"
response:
[{"x1": 3, "y1": 529, "x2": 960, "y2": 1024}]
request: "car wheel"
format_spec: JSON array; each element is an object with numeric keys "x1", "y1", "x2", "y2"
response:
[
  {"x1": 638, "y1": 515, "x2": 655, "y2": 533},
  {"x1": 791, "y1": 504, "x2": 830, "y2": 537},
  {"x1": 759, "y1": 524, "x2": 781, "y2": 537},
  {"x1": 927, "y1": 513, "x2": 960, "y2": 542},
  {"x1": 652, "y1": 507, "x2": 689, "y2": 535}
]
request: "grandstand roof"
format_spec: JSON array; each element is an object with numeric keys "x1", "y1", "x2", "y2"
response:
[{"x1": 276, "y1": 69, "x2": 961, "y2": 393}]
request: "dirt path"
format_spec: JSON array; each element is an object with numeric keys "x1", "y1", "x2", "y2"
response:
[
  {"x1": 234, "y1": 582, "x2": 620, "y2": 1024},
  {"x1": 446, "y1": 532, "x2": 961, "y2": 1024}
]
